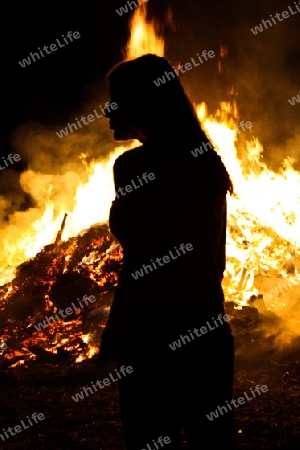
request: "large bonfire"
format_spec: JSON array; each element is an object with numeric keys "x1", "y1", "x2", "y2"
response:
[{"x1": 1, "y1": 4, "x2": 299, "y2": 369}]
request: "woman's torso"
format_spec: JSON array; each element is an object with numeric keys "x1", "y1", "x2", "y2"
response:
[{"x1": 109, "y1": 144, "x2": 227, "y2": 318}]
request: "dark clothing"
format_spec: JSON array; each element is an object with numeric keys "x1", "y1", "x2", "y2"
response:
[
  {"x1": 100, "y1": 143, "x2": 229, "y2": 360},
  {"x1": 99, "y1": 143, "x2": 235, "y2": 448},
  {"x1": 119, "y1": 318, "x2": 234, "y2": 450}
]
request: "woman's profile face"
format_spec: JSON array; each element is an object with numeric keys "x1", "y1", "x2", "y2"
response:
[{"x1": 106, "y1": 84, "x2": 147, "y2": 142}]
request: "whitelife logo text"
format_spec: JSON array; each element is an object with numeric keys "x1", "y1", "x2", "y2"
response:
[
  {"x1": 34, "y1": 295, "x2": 96, "y2": 331},
  {"x1": 0, "y1": 153, "x2": 21, "y2": 171},
  {"x1": 71, "y1": 365, "x2": 134, "y2": 402},
  {"x1": 115, "y1": 172, "x2": 156, "y2": 198},
  {"x1": 250, "y1": 2, "x2": 300, "y2": 35},
  {"x1": 116, "y1": 0, "x2": 149, "y2": 16},
  {"x1": 0, "y1": 412, "x2": 45, "y2": 443},
  {"x1": 288, "y1": 90, "x2": 300, "y2": 106},
  {"x1": 168, "y1": 314, "x2": 230, "y2": 351},
  {"x1": 140, "y1": 435, "x2": 171, "y2": 450},
  {"x1": 153, "y1": 50, "x2": 215, "y2": 87},
  {"x1": 131, "y1": 243, "x2": 194, "y2": 280},
  {"x1": 55, "y1": 102, "x2": 118, "y2": 139},
  {"x1": 191, "y1": 121, "x2": 252, "y2": 157},
  {"x1": 18, "y1": 31, "x2": 81, "y2": 68},
  {"x1": 206, "y1": 385, "x2": 269, "y2": 421}
]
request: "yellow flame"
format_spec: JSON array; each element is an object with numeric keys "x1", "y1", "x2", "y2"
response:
[
  {"x1": 126, "y1": 3, "x2": 164, "y2": 59},
  {"x1": 62, "y1": 146, "x2": 126, "y2": 240},
  {"x1": 199, "y1": 105, "x2": 300, "y2": 304},
  {"x1": 0, "y1": 1, "x2": 299, "y2": 330}
]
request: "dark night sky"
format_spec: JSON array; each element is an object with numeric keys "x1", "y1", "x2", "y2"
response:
[{"x1": 1, "y1": 0, "x2": 300, "y2": 218}]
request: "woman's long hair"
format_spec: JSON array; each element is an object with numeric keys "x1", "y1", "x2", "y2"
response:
[{"x1": 107, "y1": 54, "x2": 233, "y2": 195}]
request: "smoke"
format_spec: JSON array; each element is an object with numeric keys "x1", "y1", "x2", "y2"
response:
[
  {"x1": 0, "y1": 101, "x2": 121, "y2": 272},
  {"x1": 269, "y1": 127, "x2": 300, "y2": 171},
  {"x1": 254, "y1": 274, "x2": 300, "y2": 347}
]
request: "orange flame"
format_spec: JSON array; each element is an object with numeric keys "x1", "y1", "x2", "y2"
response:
[
  {"x1": 126, "y1": 3, "x2": 164, "y2": 59},
  {"x1": 1, "y1": 2, "x2": 299, "y2": 345}
]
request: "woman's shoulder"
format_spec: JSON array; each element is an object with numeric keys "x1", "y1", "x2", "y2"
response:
[{"x1": 114, "y1": 145, "x2": 145, "y2": 167}]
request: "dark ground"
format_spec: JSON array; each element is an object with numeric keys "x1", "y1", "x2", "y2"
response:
[{"x1": 1, "y1": 323, "x2": 300, "y2": 450}]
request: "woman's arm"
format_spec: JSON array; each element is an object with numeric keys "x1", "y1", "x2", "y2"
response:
[
  {"x1": 109, "y1": 199, "x2": 125, "y2": 245},
  {"x1": 109, "y1": 155, "x2": 127, "y2": 246},
  {"x1": 216, "y1": 197, "x2": 227, "y2": 282}
]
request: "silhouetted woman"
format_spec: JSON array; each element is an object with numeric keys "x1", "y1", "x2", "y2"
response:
[{"x1": 100, "y1": 54, "x2": 235, "y2": 450}]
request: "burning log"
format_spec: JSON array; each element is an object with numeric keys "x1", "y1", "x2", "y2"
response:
[
  {"x1": 27, "y1": 345, "x2": 70, "y2": 364},
  {"x1": 54, "y1": 212, "x2": 68, "y2": 246},
  {"x1": 0, "y1": 223, "x2": 122, "y2": 369}
]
